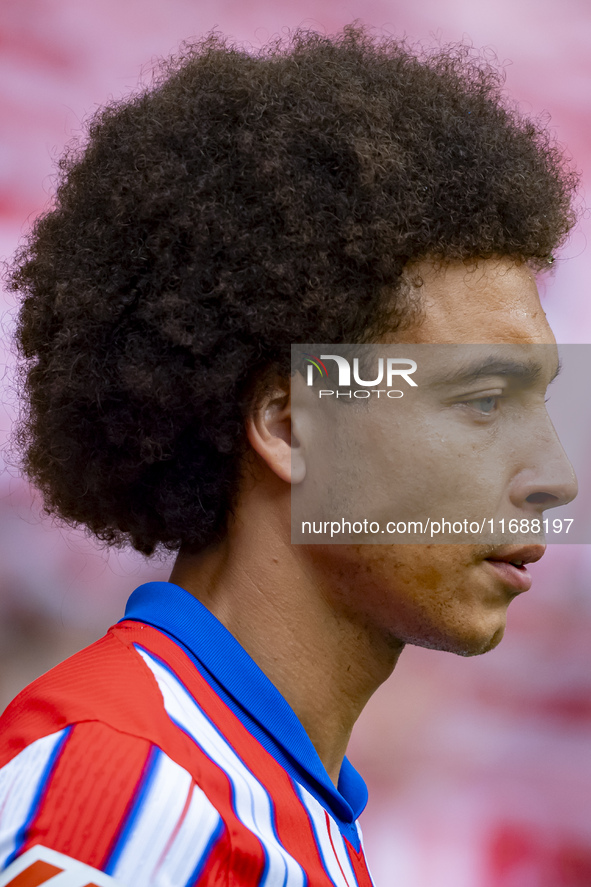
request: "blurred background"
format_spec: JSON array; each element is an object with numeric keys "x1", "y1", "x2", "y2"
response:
[{"x1": 1, "y1": 1, "x2": 590, "y2": 885}]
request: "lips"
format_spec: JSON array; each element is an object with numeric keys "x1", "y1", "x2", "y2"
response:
[
  {"x1": 484, "y1": 544, "x2": 546, "y2": 567},
  {"x1": 482, "y1": 544, "x2": 546, "y2": 593}
]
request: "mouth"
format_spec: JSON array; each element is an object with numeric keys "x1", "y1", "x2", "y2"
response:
[{"x1": 481, "y1": 544, "x2": 546, "y2": 593}]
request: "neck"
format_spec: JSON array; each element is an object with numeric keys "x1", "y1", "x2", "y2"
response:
[{"x1": 169, "y1": 472, "x2": 404, "y2": 785}]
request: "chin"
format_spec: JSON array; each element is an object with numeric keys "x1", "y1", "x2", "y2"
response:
[
  {"x1": 456, "y1": 625, "x2": 506, "y2": 657},
  {"x1": 410, "y1": 622, "x2": 507, "y2": 658}
]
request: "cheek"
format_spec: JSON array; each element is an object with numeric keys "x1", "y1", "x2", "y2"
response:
[
  {"x1": 325, "y1": 545, "x2": 461, "y2": 624},
  {"x1": 379, "y1": 549, "x2": 464, "y2": 617},
  {"x1": 370, "y1": 416, "x2": 479, "y2": 509},
  {"x1": 364, "y1": 545, "x2": 487, "y2": 631}
]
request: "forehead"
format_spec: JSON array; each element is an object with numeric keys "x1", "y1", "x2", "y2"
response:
[{"x1": 388, "y1": 257, "x2": 556, "y2": 346}]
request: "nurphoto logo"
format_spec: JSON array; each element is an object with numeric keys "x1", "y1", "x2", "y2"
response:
[{"x1": 304, "y1": 354, "x2": 418, "y2": 399}]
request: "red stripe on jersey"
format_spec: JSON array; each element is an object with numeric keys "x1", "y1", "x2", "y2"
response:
[
  {"x1": 3, "y1": 860, "x2": 62, "y2": 886},
  {"x1": 193, "y1": 823, "x2": 231, "y2": 887},
  {"x1": 345, "y1": 840, "x2": 375, "y2": 887},
  {"x1": 19, "y1": 723, "x2": 152, "y2": 870}
]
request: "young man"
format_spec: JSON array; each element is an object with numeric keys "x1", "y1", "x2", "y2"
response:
[{"x1": 0, "y1": 26, "x2": 578, "y2": 886}]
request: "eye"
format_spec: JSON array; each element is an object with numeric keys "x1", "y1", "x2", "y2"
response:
[{"x1": 461, "y1": 395, "x2": 500, "y2": 414}]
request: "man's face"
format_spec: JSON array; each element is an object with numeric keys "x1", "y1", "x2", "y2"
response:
[{"x1": 304, "y1": 257, "x2": 577, "y2": 656}]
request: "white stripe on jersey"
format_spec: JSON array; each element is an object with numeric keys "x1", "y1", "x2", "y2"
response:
[
  {"x1": 108, "y1": 747, "x2": 221, "y2": 887},
  {"x1": 0, "y1": 729, "x2": 69, "y2": 870},
  {"x1": 294, "y1": 784, "x2": 358, "y2": 887},
  {"x1": 353, "y1": 819, "x2": 376, "y2": 887},
  {"x1": 136, "y1": 646, "x2": 306, "y2": 887},
  {"x1": 326, "y1": 813, "x2": 360, "y2": 887}
]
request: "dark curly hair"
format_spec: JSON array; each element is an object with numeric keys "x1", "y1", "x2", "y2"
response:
[{"x1": 7, "y1": 25, "x2": 578, "y2": 555}]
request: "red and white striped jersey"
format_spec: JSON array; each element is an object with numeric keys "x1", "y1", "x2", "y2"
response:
[{"x1": 0, "y1": 582, "x2": 375, "y2": 886}]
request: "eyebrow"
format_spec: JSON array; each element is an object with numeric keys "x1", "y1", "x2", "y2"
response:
[{"x1": 432, "y1": 356, "x2": 562, "y2": 388}]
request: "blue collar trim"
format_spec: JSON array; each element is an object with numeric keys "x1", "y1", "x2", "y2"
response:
[{"x1": 121, "y1": 582, "x2": 368, "y2": 835}]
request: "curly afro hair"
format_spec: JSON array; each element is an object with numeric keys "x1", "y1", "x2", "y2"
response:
[{"x1": 7, "y1": 25, "x2": 578, "y2": 556}]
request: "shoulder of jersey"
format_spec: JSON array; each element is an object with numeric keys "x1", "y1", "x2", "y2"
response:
[{"x1": 0, "y1": 624, "x2": 168, "y2": 761}]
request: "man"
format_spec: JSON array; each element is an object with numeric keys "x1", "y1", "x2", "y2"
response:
[{"x1": 0, "y1": 26, "x2": 578, "y2": 886}]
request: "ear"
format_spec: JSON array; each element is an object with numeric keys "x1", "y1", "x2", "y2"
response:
[{"x1": 245, "y1": 380, "x2": 306, "y2": 484}]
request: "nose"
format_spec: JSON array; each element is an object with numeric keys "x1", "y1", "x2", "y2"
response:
[{"x1": 510, "y1": 420, "x2": 578, "y2": 511}]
